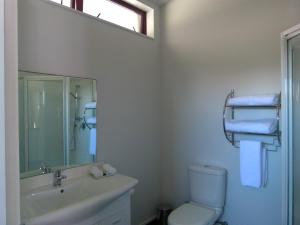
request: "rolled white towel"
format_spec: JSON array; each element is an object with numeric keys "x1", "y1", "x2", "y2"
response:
[
  {"x1": 89, "y1": 166, "x2": 103, "y2": 179},
  {"x1": 227, "y1": 94, "x2": 280, "y2": 106},
  {"x1": 225, "y1": 119, "x2": 277, "y2": 134},
  {"x1": 86, "y1": 117, "x2": 96, "y2": 125},
  {"x1": 85, "y1": 101, "x2": 97, "y2": 109},
  {"x1": 102, "y1": 164, "x2": 117, "y2": 176}
]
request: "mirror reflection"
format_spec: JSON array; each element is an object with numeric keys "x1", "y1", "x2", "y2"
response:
[{"x1": 18, "y1": 71, "x2": 97, "y2": 178}]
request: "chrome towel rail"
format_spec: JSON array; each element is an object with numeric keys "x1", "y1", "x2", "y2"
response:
[{"x1": 223, "y1": 90, "x2": 281, "y2": 148}]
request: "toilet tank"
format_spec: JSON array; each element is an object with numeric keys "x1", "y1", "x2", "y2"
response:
[{"x1": 189, "y1": 164, "x2": 227, "y2": 209}]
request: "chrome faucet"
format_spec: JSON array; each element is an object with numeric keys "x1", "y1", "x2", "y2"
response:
[
  {"x1": 39, "y1": 162, "x2": 51, "y2": 174},
  {"x1": 53, "y1": 169, "x2": 67, "y2": 187}
]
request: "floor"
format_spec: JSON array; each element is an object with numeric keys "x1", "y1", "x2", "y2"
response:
[
  {"x1": 147, "y1": 219, "x2": 163, "y2": 225},
  {"x1": 147, "y1": 219, "x2": 225, "y2": 225}
]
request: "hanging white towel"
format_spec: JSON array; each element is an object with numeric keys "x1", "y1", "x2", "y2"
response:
[
  {"x1": 89, "y1": 128, "x2": 96, "y2": 155},
  {"x1": 240, "y1": 140, "x2": 267, "y2": 188},
  {"x1": 227, "y1": 94, "x2": 279, "y2": 106}
]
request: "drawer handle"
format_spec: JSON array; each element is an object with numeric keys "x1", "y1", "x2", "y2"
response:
[{"x1": 112, "y1": 218, "x2": 121, "y2": 224}]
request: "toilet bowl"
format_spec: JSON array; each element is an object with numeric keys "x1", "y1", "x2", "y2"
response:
[
  {"x1": 168, "y1": 203, "x2": 221, "y2": 225},
  {"x1": 168, "y1": 164, "x2": 227, "y2": 225}
]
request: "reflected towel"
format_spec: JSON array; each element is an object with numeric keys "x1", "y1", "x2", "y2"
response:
[
  {"x1": 86, "y1": 117, "x2": 96, "y2": 125},
  {"x1": 89, "y1": 128, "x2": 96, "y2": 155},
  {"x1": 240, "y1": 140, "x2": 267, "y2": 188},
  {"x1": 225, "y1": 119, "x2": 277, "y2": 134},
  {"x1": 227, "y1": 94, "x2": 279, "y2": 106},
  {"x1": 85, "y1": 102, "x2": 97, "y2": 109}
]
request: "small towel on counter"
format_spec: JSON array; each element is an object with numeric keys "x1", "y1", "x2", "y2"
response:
[
  {"x1": 89, "y1": 166, "x2": 103, "y2": 179},
  {"x1": 89, "y1": 128, "x2": 96, "y2": 155},
  {"x1": 102, "y1": 164, "x2": 117, "y2": 176},
  {"x1": 227, "y1": 94, "x2": 279, "y2": 106},
  {"x1": 225, "y1": 119, "x2": 277, "y2": 134},
  {"x1": 240, "y1": 140, "x2": 268, "y2": 188}
]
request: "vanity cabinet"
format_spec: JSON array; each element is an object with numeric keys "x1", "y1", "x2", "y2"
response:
[
  {"x1": 75, "y1": 191, "x2": 132, "y2": 225},
  {"x1": 92, "y1": 210, "x2": 130, "y2": 225}
]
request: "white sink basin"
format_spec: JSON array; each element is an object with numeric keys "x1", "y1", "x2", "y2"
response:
[{"x1": 21, "y1": 174, "x2": 138, "y2": 225}]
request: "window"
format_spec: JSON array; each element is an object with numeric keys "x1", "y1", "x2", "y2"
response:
[
  {"x1": 49, "y1": 0, "x2": 149, "y2": 36},
  {"x1": 50, "y1": 0, "x2": 72, "y2": 7}
]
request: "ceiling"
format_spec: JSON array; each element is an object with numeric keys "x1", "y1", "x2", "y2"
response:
[{"x1": 148, "y1": 0, "x2": 170, "y2": 5}]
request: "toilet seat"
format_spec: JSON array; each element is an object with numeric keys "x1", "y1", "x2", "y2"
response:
[{"x1": 168, "y1": 203, "x2": 217, "y2": 225}]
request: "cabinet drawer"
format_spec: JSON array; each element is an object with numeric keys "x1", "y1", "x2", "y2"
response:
[{"x1": 93, "y1": 210, "x2": 129, "y2": 225}]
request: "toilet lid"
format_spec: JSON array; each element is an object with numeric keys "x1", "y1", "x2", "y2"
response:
[{"x1": 168, "y1": 203, "x2": 216, "y2": 225}]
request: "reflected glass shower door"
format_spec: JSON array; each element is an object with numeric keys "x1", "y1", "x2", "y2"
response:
[
  {"x1": 68, "y1": 78, "x2": 96, "y2": 165},
  {"x1": 26, "y1": 77, "x2": 64, "y2": 170},
  {"x1": 289, "y1": 34, "x2": 300, "y2": 225}
]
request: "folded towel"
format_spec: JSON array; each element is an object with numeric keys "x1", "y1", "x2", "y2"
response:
[
  {"x1": 102, "y1": 164, "x2": 117, "y2": 176},
  {"x1": 89, "y1": 128, "x2": 96, "y2": 155},
  {"x1": 85, "y1": 101, "x2": 97, "y2": 109},
  {"x1": 225, "y1": 119, "x2": 277, "y2": 134},
  {"x1": 240, "y1": 140, "x2": 267, "y2": 188},
  {"x1": 89, "y1": 166, "x2": 103, "y2": 179},
  {"x1": 227, "y1": 94, "x2": 279, "y2": 106},
  {"x1": 86, "y1": 117, "x2": 96, "y2": 125}
]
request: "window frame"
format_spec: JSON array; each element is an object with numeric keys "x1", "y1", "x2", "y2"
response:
[{"x1": 71, "y1": 0, "x2": 147, "y2": 35}]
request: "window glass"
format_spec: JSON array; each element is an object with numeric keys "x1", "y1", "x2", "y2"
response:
[
  {"x1": 48, "y1": 0, "x2": 146, "y2": 35},
  {"x1": 83, "y1": 0, "x2": 141, "y2": 32},
  {"x1": 50, "y1": 0, "x2": 71, "y2": 7}
]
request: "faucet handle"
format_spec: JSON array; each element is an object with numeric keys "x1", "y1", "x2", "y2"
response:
[
  {"x1": 54, "y1": 169, "x2": 62, "y2": 176},
  {"x1": 54, "y1": 169, "x2": 67, "y2": 179},
  {"x1": 40, "y1": 162, "x2": 46, "y2": 170}
]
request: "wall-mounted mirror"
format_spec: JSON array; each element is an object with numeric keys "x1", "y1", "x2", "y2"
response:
[{"x1": 18, "y1": 71, "x2": 97, "y2": 178}]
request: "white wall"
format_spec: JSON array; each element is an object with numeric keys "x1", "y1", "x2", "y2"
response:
[
  {"x1": 0, "y1": 0, "x2": 6, "y2": 223},
  {"x1": 160, "y1": 1, "x2": 300, "y2": 225},
  {"x1": 5, "y1": 0, "x2": 20, "y2": 224},
  {"x1": 18, "y1": 0, "x2": 161, "y2": 224}
]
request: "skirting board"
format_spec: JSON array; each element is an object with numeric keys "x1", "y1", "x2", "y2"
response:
[{"x1": 139, "y1": 215, "x2": 157, "y2": 225}]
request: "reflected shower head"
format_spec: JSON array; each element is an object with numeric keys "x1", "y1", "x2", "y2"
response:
[
  {"x1": 70, "y1": 85, "x2": 81, "y2": 100},
  {"x1": 70, "y1": 92, "x2": 80, "y2": 100}
]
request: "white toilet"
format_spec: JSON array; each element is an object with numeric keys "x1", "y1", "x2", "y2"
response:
[{"x1": 168, "y1": 164, "x2": 227, "y2": 225}]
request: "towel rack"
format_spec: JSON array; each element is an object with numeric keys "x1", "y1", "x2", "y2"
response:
[
  {"x1": 223, "y1": 90, "x2": 281, "y2": 148},
  {"x1": 82, "y1": 103, "x2": 97, "y2": 130}
]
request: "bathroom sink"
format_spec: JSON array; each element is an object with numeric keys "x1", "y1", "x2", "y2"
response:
[{"x1": 21, "y1": 174, "x2": 138, "y2": 225}]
